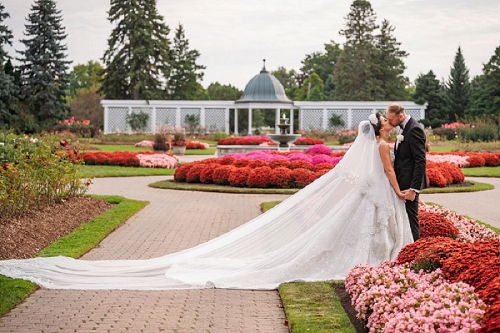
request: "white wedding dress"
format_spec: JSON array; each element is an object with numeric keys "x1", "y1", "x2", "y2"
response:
[{"x1": 0, "y1": 121, "x2": 413, "y2": 290}]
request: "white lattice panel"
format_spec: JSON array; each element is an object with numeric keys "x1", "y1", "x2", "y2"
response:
[
  {"x1": 351, "y1": 109, "x2": 374, "y2": 129},
  {"x1": 156, "y1": 108, "x2": 176, "y2": 127},
  {"x1": 131, "y1": 107, "x2": 153, "y2": 132},
  {"x1": 301, "y1": 109, "x2": 323, "y2": 130},
  {"x1": 180, "y1": 108, "x2": 201, "y2": 128},
  {"x1": 326, "y1": 109, "x2": 348, "y2": 130},
  {"x1": 406, "y1": 109, "x2": 422, "y2": 121},
  {"x1": 205, "y1": 108, "x2": 226, "y2": 133},
  {"x1": 107, "y1": 107, "x2": 128, "y2": 133}
]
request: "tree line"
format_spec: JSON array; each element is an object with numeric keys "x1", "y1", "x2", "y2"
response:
[{"x1": 0, "y1": 0, "x2": 499, "y2": 134}]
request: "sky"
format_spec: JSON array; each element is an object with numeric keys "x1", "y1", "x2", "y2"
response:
[{"x1": 2, "y1": 0, "x2": 500, "y2": 90}]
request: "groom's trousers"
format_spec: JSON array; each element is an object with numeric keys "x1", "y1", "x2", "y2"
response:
[{"x1": 405, "y1": 194, "x2": 420, "y2": 241}]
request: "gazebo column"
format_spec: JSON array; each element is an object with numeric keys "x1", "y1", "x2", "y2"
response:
[
  {"x1": 248, "y1": 108, "x2": 252, "y2": 135},
  {"x1": 275, "y1": 109, "x2": 280, "y2": 134},
  {"x1": 234, "y1": 108, "x2": 239, "y2": 134},
  {"x1": 290, "y1": 108, "x2": 294, "y2": 134}
]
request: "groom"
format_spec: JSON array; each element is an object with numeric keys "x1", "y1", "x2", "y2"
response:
[{"x1": 386, "y1": 103, "x2": 427, "y2": 241}]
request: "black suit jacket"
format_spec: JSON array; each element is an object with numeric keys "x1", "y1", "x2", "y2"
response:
[{"x1": 394, "y1": 117, "x2": 427, "y2": 191}]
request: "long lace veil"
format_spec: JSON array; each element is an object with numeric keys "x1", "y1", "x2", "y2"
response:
[{"x1": 0, "y1": 121, "x2": 401, "y2": 290}]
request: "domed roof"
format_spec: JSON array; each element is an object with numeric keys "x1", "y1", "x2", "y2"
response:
[{"x1": 236, "y1": 60, "x2": 292, "y2": 104}]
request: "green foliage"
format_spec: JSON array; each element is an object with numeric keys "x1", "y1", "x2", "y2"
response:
[
  {"x1": 457, "y1": 118, "x2": 499, "y2": 142},
  {"x1": 300, "y1": 41, "x2": 342, "y2": 85},
  {"x1": 0, "y1": 133, "x2": 91, "y2": 218},
  {"x1": 168, "y1": 24, "x2": 206, "y2": 100},
  {"x1": 0, "y1": 4, "x2": 18, "y2": 128},
  {"x1": 17, "y1": 0, "x2": 71, "y2": 122},
  {"x1": 271, "y1": 67, "x2": 298, "y2": 100},
  {"x1": 126, "y1": 110, "x2": 150, "y2": 132},
  {"x1": 446, "y1": 46, "x2": 470, "y2": 121},
  {"x1": 206, "y1": 82, "x2": 242, "y2": 100},
  {"x1": 100, "y1": 0, "x2": 171, "y2": 100},
  {"x1": 69, "y1": 60, "x2": 104, "y2": 96},
  {"x1": 413, "y1": 70, "x2": 450, "y2": 128},
  {"x1": 213, "y1": 131, "x2": 229, "y2": 141},
  {"x1": 184, "y1": 113, "x2": 200, "y2": 134},
  {"x1": 467, "y1": 45, "x2": 500, "y2": 119},
  {"x1": 432, "y1": 127, "x2": 457, "y2": 140},
  {"x1": 296, "y1": 72, "x2": 326, "y2": 101},
  {"x1": 329, "y1": 114, "x2": 345, "y2": 128}
]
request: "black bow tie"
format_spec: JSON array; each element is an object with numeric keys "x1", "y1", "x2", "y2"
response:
[{"x1": 399, "y1": 124, "x2": 405, "y2": 130}]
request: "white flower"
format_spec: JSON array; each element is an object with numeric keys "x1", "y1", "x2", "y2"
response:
[
  {"x1": 396, "y1": 134, "x2": 404, "y2": 143},
  {"x1": 368, "y1": 114, "x2": 378, "y2": 125},
  {"x1": 0, "y1": 142, "x2": 4, "y2": 146},
  {"x1": 30, "y1": 138, "x2": 38, "y2": 143}
]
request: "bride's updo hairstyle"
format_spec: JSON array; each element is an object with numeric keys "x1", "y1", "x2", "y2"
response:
[{"x1": 368, "y1": 112, "x2": 383, "y2": 136}]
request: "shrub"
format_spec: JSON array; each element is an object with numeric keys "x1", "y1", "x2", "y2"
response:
[
  {"x1": 290, "y1": 168, "x2": 314, "y2": 188},
  {"x1": 467, "y1": 154, "x2": 486, "y2": 167},
  {"x1": 233, "y1": 158, "x2": 252, "y2": 167},
  {"x1": 174, "y1": 164, "x2": 193, "y2": 182},
  {"x1": 212, "y1": 165, "x2": 234, "y2": 185},
  {"x1": 269, "y1": 167, "x2": 293, "y2": 188},
  {"x1": 185, "y1": 163, "x2": 206, "y2": 183},
  {"x1": 269, "y1": 159, "x2": 291, "y2": 169},
  {"x1": 247, "y1": 166, "x2": 271, "y2": 188},
  {"x1": 289, "y1": 160, "x2": 313, "y2": 170},
  {"x1": 419, "y1": 211, "x2": 460, "y2": 239},
  {"x1": 305, "y1": 144, "x2": 332, "y2": 155},
  {"x1": 313, "y1": 163, "x2": 334, "y2": 172},
  {"x1": 199, "y1": 164, "x2": 218, "y2": 184},
  {"x1": 228, "y1": 167, "x2": 251, "y2": 187}
]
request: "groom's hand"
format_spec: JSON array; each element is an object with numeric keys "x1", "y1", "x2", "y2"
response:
[{"x1": 403, "y1": 189, "x2": 416, "y2": 201}]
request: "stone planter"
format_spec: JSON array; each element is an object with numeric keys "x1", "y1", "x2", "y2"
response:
[{"x1": 172, "y1": 145, "x2": 186, "y2": 156}]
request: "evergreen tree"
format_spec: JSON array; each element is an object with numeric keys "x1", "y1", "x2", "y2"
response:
[
  {"x1": 446, "y1": 46, "x2": 470, "y2": 120},
  {"x1": 324, "y1": 74, "x2": 336, "y2": 99},
  {"x1": 467, "y1": 46, "x2": 500, "y2": 120},
  {"x1": 168, "y1": 24, "x2": 205, "y2": 100},
  {"x1": 413, "y1": 70, "x2": 450, "y2": 128},
  {"x1": 17, "y1": 0, "x2": 71, "y2": 124},
  {"x1": 300, "y1": 41, "x2": 342, "y2": 85},
  {"x1": 0, "y1": 3, "x2": 18, "y2": 126},
  {"x1": 374, "y1": 19, "x2": 409, "y2": 100},
  {"x1": 100, "y1": 0, "x2": 171, "y2": 100},
  {"x1": 333, "y1": 0, "x2": 383, "y2": 100}
]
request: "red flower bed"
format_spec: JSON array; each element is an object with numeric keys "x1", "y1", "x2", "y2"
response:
[
  {"x1": 269, "y1": 167, "x2": 293, "y2": 188},
  {"x1": 228, "y1": 167, "x2": 252, "y2": 187},
  {"x1": 477, "y1": 301, "x2": 500, "y2": 333},
  {"x1": 289, "y1": 160, "x2": 313, "y2": 170},
  {"x1": 481, "y1": 153, "x2": 500, "y2": 166},
  {"x1": 468, "y1": 154, "x2": 486, "y2": 167},
  {"x1": 247, "y1": 166, "x2": 272, "y2": 188},
  {"x1": 185, "y1": 141, "x2": 207, "y2": 149},
  {"x1": 199, "y1": 164, "x2": 218, "y2": 184},
  {"x1": 220, "y1": 156, "x2": 235, "y2": 165},
  {"x1": 233, "y1": 158, "x2": 252, "y2": 167},
  {"x1": 290, "y1": 168, "x2": 315, "y2": 188},
  {"x1": 174, "y1": 164, "x2": 193, "y2": 182},
  {"x1": 419, "y1": 210, "x2": 459, "y2": 238},
  {"x1": 80, "y1": 151, "x2": 141, "y2": 167},
  {"x1": 294, "y1": 138, "x2": 324, "y2": 145},
  {"x1": 212, "y1": 165, "x2": 234, "y2": 185},
  {"x1": 395, "y1": 236, "x2": 461, "y2": 264},
  {"x1": 185, "y1": 163, "x2": 206, "y2": 183},
  {"x1": 269, "y1": 159, "x2": 291, "y2": 169},
  {"x1": 313, "y1": 163, "x2": 334, "y2": 172},
  {"x1": 426, "y1": 161, "x2": 448, "y2": 187},
  {"x1": 248, "y1": 159, "x2": 268, "y2": 168}
]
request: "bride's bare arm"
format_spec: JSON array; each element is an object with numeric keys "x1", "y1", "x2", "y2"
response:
[{"x1": 378, "y1": 142, "x2": 404, "y2": 198}]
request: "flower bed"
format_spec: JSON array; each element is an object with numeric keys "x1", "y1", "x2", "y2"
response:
[
  {"x1": 174, "y1": 150, "x2": 344, "y2": 189},
  {"x1": 427, "y1": 152, "x2": 500, "y2": 167},
  {"x1": 346, "y1": 202, "x2": 500, "y2": 333},
  {"x1": 80, "y1": 151, "x2": 179, "y2": 168},
  {"x1": 217, "y1": 135, "x2": 323, "y2": 146},
  {"x1": 134, "y1": 140, "x2": 209, "y2": 150}
]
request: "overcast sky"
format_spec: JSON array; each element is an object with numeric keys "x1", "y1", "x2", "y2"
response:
[{"x1": 3, "y1": 0, "x2": 500, "y2": 90}]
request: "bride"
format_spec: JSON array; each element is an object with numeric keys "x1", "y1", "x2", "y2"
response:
[{"x1": 0, "y1": 113, "x2": 414, "y2": 290}]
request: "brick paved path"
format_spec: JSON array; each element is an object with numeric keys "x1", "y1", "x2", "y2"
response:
[{"x1": 0, "y1": 176, "x2": 291, "y2": 333}]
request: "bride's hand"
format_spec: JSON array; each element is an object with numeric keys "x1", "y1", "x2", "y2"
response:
[{"x1": 397, "y1": 191, "x2": 406, "y2": 201}]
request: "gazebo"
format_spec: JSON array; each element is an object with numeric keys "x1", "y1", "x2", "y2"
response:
[{"x1": 234, "y1": 60, "x2": 298, "y2": 135}]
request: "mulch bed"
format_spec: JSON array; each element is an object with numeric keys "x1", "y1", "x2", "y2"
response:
[
  {"x1": 0, "y1": 196, "x2": 114, "y2": 260},
  {"x1": 333, "y1": 284, "x2": 368, "y2": 333}
]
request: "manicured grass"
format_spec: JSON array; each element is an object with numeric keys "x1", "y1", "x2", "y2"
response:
[
  {"x1": 461, "y1": 166, "x2": 500, "y2": 177},
  {"x1": 261, "y1": 201, "x2": 282, "y2": 212},
  {"x1": 0, "y1": 195, "x2": 148, "y2": 316},
  {"x1": 279, "y1": 282, "x2": 355, "y2": 333},
  {"x1": 429, "y1": 145, "x2": 456, "y2": 153},
  {"x1": 149, "y1": 179, "x2": 298, "y2": 194},
  {"x1": 421, "y1": 180, "x2": 494, "y2": 194},
  {"x1": 79, "y1": 165, "x2": 176, "y2": 178}
]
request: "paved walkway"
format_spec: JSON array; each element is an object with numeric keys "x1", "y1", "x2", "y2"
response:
[{"x1": 1, "y1": 153, "x2": 498, "y2": 332}]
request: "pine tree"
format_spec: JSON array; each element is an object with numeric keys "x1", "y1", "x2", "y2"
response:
[
  {"x1": 374, "y1": 19, "x2": 409, "y2": 100},
  {"x1": 446, "y1": 46, "x2": 470, "y2": 121},
  {"x1": 0, "y1": 3, "x2": 18, "y2": 126},
  {"x1": 168, "y1": 24, "x2": 205, "y2": 100},
  {"x1": 17, "y1": 0, "x2": 71, "y2": 124},
  {"x1": 333, "y1": 0, "x2": 383, "y2": 100},
  {"x1": 413, "y1": 70, "x2": 450, "y2": 128},
  {"x1": 100, "y1": 0, "x2": 171, "y2": 100},
  {"x1": 467, "y1": 46, "x2": 500, "y2": 120}
]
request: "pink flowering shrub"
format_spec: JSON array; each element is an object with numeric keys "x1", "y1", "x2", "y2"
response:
[
  {"x1": 305, "y1": 144, "x2": 332, "y2": 155},
  {"x1": 346, "y1": 262, "x2": 484, "y2": 333},
  {"x1": 136, "y1": 153, "x2": 179, "y2": 168}
]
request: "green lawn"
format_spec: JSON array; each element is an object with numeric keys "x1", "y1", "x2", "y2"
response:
[
  {"x1": 84, "y1": 144, "x2": 216, "y2": 155},
  {"x1": 461, "y1": 166, "x2": 500, "y2": 177},
  {"x1": 79, "y1": 165, "x2": 175, "y2": 178}
]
